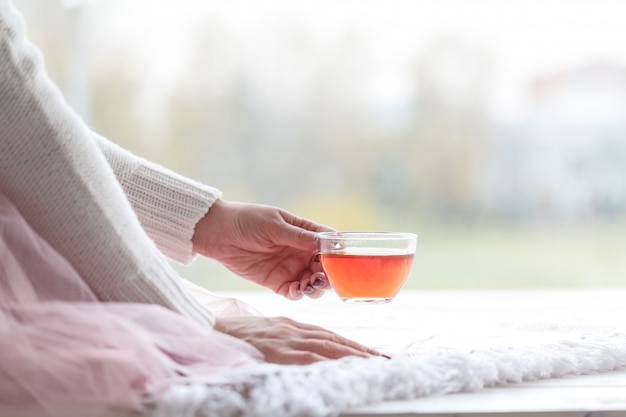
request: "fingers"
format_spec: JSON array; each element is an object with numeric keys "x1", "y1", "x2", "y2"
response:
[
  {"x1": 286, "y1": 281, "x2": 303, "y2": 300},
  {"x1": 276, "y1": 222, "x2": 318, "y2": 251},
  {"x1": 279, "y1": 256, "x2": 329, "y2": 300},
  {"x1": 310, "y1": 271, "x2": 329, "y2": 290},
  {"x1": 289, "y1": 321, "x2": 381, "y2": 357},
  {"x1": 278, "y1": 275, "x2": 326, "y2": 300},
  {"x1": 215, "y1": 316, "x2": 381, "y2": 366},
  {"x1": 278, "y1": 209, "x2": 334, "y2": 235},
  {"x1": 271, "y1": 208, "x2": 332, "y2": 300},
  {"x1": 259, "y1": 318, "x2": 381, "y2": 365},
  {"x1": 297, "y1": 255, "x2": 330, "y2": 298},
  {"x1": 292, "y1": 339, "x2": 373, "y2": 361},
  {"x1": 309, "y1": 253, "x2": 324, "y2": 274},
  {"x1": 292, "y1": 334, "x2": 379, "y2": 361},
  {"x1": 267, "y1": 343, "x2": 369, "y2": 365},
  {"x1": 286, "y1": 324, "x2": 381, "y2": 363},
  {"x1": 297, "y1": 271, "x2": 329, "y2": 299},
  {"x1": 275, "y1": 209, "x2": 334, "y2": 251}
]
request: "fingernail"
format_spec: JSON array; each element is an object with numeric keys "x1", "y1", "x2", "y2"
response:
[
  {"x1": 303, "y1": 285, "x2": 315, "y2": 294},
  {"x1": 382, "y1": 354, "x2": 392, "y2": 359},
  {"x1": 312, "y1": 277, "x2": 326, "y2": 289},
  {"x1": 313, "y1": 254, "x2": 320, "y2": 262}
]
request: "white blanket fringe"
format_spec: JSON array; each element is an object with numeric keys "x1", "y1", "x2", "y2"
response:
[{"x1": 152, "y1": 331, "x2": 626, "y2": 417}]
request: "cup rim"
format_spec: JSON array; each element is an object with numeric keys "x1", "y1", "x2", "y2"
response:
[{"x1": 315, "y1": 231, "x2": 417, "y2": 241}]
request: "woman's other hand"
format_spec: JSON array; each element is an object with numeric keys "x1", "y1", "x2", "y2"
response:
[{"x1": 214, "y1": 316, "x2": 380, "y2": 364}]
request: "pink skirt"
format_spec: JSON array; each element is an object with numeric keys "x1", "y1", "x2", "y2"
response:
[{"x1": 0, "y1": 192, "x2": 263, "y2": 416}]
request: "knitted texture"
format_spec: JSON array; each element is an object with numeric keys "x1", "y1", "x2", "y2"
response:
[
  {"x1": 0, "y1": 0, "x2": 215, "y2": 326},
  {"x1": 94, "y1": 134, "x2": 222, "y2": 264}
]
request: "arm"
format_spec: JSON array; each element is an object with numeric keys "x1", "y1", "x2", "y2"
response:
[
  {"x1": 0, "y1": 1, "x2": 382, "y2": 364},
  {"x1": 0, "y1": 0, "x2": 214, "y2": 326}
]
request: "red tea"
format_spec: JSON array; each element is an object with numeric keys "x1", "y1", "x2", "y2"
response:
[{"x1": 319, "y1": 252, "x2": 414, "y2": 301}]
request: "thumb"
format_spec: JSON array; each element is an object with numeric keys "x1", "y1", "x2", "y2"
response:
[
  {"x1": 275, "y1": 210, "x2": 332, "y2": 250},
  {"x1": 274, "y1": 222, "x2": 318, "y2": 251}
]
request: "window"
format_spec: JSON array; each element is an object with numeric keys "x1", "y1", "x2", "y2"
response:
[{"x1": 17, "y1": 0, "x2": 626, "y2": 290}]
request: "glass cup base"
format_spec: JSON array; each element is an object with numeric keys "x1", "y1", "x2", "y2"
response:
[{"x1": 341, "y1": 297, "x2": 393, "y2": 304}]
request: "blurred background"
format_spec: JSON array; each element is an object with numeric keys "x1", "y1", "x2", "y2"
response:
[{"x1": 14, "y1": 0, "x2": 626, "y2": 291}]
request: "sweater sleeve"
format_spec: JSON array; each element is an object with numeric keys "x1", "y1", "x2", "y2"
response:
[
  {"x1": 93, "y1": 134, "x2": 222, "y2": 264},
  {"x1": 0, "y1": 0, "x2": 215, "y2": 327}
]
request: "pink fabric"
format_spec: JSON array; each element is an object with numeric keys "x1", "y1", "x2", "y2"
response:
[{"x1": 0, "y1": 192, "x2": 263, "y2": 416}]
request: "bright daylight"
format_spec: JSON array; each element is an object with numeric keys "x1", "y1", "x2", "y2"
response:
[
  {"x1": 16, "y1": 0, "x2": 626, "y2": 292},
  {"x1": 3, "y1": 0, "x2": 626, "y2": 415}
]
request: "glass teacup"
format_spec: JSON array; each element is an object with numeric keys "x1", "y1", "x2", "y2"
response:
[{"x1": 315, "y1": 231, "x2": 417, "y2": 304}]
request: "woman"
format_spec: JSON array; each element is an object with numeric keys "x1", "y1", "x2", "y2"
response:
[{"x1": 0, "y1": 0, "x2": 378, "y2": 414}]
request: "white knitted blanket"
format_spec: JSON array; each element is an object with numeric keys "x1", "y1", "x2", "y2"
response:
[{"x1": 151, "y1": 290, "x2": 626, "y2": 417}]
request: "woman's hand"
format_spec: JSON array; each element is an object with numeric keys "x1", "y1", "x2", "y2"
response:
[
  {"x1": 214, "y1": 316, "x2": 380, "y2": 364},
  {"x1": 193, "y1": 199, "x2": 333, "y2": 299}
]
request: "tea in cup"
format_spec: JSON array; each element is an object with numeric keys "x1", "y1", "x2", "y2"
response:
[{"x1": 315, "y1": 232, "x2": 417, "y2": 304}]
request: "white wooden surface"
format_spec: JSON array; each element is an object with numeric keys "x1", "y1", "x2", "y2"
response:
[{"x1": 225, "y1": 288, "x2": 626, "y2": 416}]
